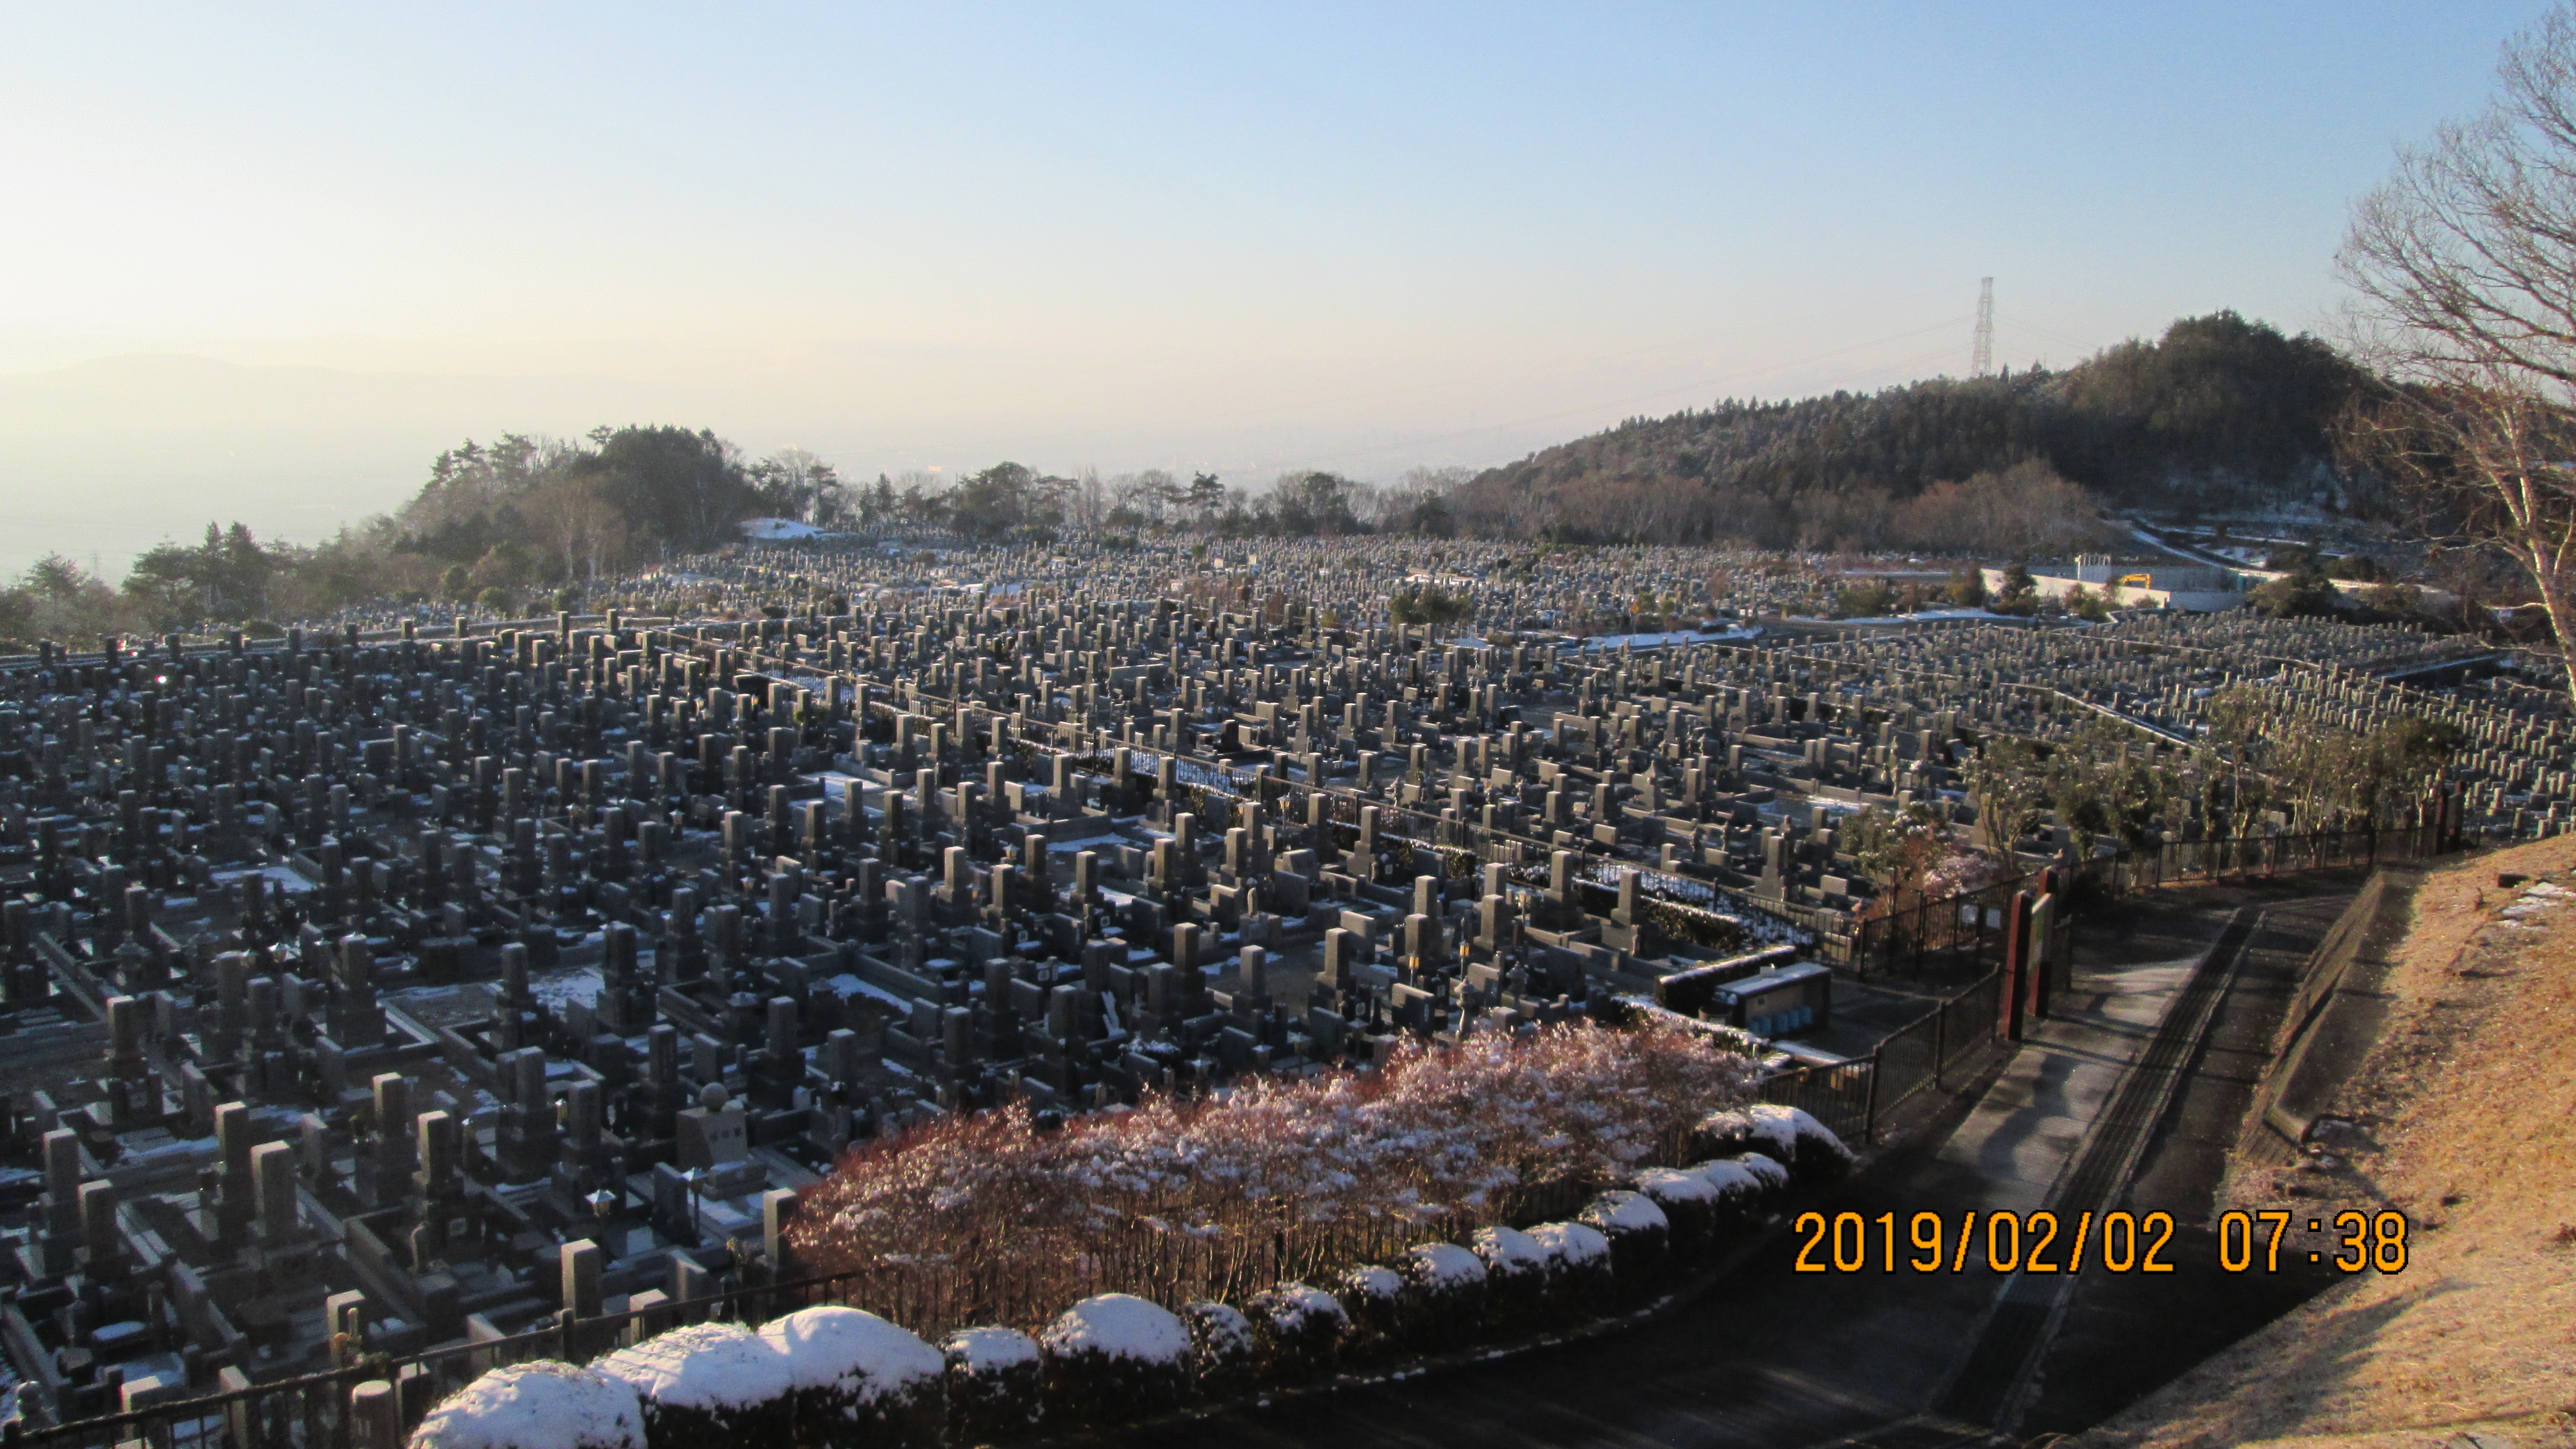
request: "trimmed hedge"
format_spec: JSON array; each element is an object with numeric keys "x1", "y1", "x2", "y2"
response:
[
  {"x1": 1576, "y1": 1191, "x2": 1670, "y2": 1305},
  {"x1": 1038, "y1": 1294, "x2": 1191, "y2": 1430},
  {"x1": 943, "y1": 1326, "x2": 1043, "y2": 1443},
  {"x1": 594, "y1": 1323, "x2": 795, "y2": 1449},
  {"x1": 1631, "y1": 1167, "x2": 1721, "y2": 1265},
  {"x1": 1178, "y1": 1301, "x2": 1258, "y2": 1401},
  {"x1": 1330, "y1": 1264, "x2": 1408, "y2": 1365},
  {"x1": 420, "y1": 1122, "x2": 1850, "y2": 1445},
  {"x1": 1467, "y1": 1224, "x2": 1549, "y2": 1332},
  {"x1": 756, "y1": 1306, "x2": 944, "y2": 1449},
  {"x1": 1690, "y1": 1104, "x2": 1854, "y2": 1183},
  {"x1": 1523, "y1": 1221, "x2": 1614, "y2": 1323},
  {"x1": 1393, "y1": 1242, "x2": 1487, "y2": 1351},
  {"x1": 1243, "y1": 1282, "x2": 1347, "y2": 1380},
  {"x1": 411, "y1": 1361, "x2": 643, "y2": 1449}
]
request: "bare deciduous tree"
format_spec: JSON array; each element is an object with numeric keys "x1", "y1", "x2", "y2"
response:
[{"x1": 2340, "y1": 3, "x2": 2576, "y2": 692}]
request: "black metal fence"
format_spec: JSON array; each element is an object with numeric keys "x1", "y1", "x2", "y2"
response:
[
  {"x1": 1754, "y1": 963, "x2": 2013, "y2": 1148},
  {"x1": 1841, "y1": 817, "x2": 2450, "y2": 981}
]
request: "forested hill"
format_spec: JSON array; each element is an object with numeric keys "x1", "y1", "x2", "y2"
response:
[{"x1": 1447, "y1": 312, "x2": 2364, "y2": 550}]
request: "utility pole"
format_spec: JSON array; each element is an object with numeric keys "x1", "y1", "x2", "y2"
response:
[{"x1": 1971, "y1": 277, "x2": 1995, "y2": 378}]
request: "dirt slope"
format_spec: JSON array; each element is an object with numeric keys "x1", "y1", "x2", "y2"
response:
[{"x1": 2074, "y1": 837, "x2": 2576, "y2": 1449}]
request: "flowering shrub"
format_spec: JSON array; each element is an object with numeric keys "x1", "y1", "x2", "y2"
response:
[{"x1": 788, "y1": 1022, "x2": 1760, "y2": 1333}]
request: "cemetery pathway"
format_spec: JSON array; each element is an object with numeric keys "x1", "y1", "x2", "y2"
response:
[{"x1": 1115, "y1": 877, "x2": 2361, "y2": 1449}]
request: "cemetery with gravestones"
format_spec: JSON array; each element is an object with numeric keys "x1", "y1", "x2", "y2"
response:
[{"x1": 0, "y1": 530, "x2": 2545, "y2": 1444}]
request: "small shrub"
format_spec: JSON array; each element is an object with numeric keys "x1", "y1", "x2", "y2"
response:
[
  {"x1": 1690, "y1": 1104, "x2": 1852, "y2": 1183},
  {"x1": 1243, "y1": 1281, "x2": 1347, "y2": 1380},
  {"x1": 943, "y1": 1326, "x2": 1042, "y2": 1443},
  {"x1": 594, "y1": 1323, "x2": 795, "y2": 1449},
  {"x1": 410, "y1": 1361, "x2": 642, "y2": 1449},
  {"x1": 1330, "y1": 1263, "x2": 1409, "y2": 1365},
  {"x1": 1467, "y1": 1225, "x2": 1549, "y2": 1332},
  {"x1": 1393, "y1": 1241, "x2": 1487, "y2": 1351},
  {"x1": 1631, "y1": 1167, "x2": 1721, "y2": 1265},
  {"x1": 1038, "y1": 1293, "x2": 1191, "y2": 1429},
  {"x1": 1523, "y1": 1221, "x2": 1614, "y2": 1323},
  {"x1": 1577, "y1": 1190, "x2": 1671, "y2": 1304},
  {"x1": 1178, "y1": 1300, "x2": 1257, "y2": 1400},
  {"x1": 755, "y1": 1306, "x2": 943, "y2": 1449}
]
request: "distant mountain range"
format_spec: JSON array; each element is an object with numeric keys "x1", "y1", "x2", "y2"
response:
[{"x1": 1446, "y1": 312, "x2": 2364, "y2": 548}]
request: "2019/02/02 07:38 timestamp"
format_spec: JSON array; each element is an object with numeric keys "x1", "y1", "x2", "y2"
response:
[{"x1": 1790, "y1": 1209, "x2": 2411, "y2": 1274}]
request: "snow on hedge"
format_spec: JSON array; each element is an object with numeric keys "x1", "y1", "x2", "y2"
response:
[
  {"x1": 1693, "y1": 1103, "x2": 1851, "y2": 1178},
  {"x1": 788, "y1": 1021, "x2": 1761, "y2": 1319},
  {"x1": 410, "y1": 1362, "x2": 642, "y2": 1449},
  {"x1": 1579, "y1": 1190, "x2": 1669, "y2": 1235},
  {"x1": 1040, "y1": 1295, "x2": 1191, "y2": 1427},
  {"x1": 1469, "y1": 1224, "x2": 1549, "y2": 1275},
  {"x1": 1180, "y1": 1301, "x2": 1258, "y2": 1396},
  {"x1": 945, "y1": 1326, "x2": 1040, "y2": 1376},
  {"x1": 1525, "y1": 1220, "x2": 1612, "y2": 1267},
  {"x1": 1632, "y1": 1167, "x2": 1721, "y2": 1204},
  {"x1": 1727, "y1": 1152, "x2": 1791, "y2": 1192},
  {"x1": 1400, "y1": 1241, "x2": 1486, "y2": 1288},
  {"x1": 594, "y1": 1322, "x2": 793, "y2": 1413},
  {"x1": 756, "y1": 1307, "x2": 943, "y2": 1448},
  {"x1": 758, "y1": 1306, "x2": 943, "y2": 1398},
  {"x1": 1039, "y1": 1294, "x2": 1189, "y2": 1365},
  {"x1": 1245, "y1": 1281, "x2": 1348, "y2": 1376},
  {"x1": 942, "y1": 1327, "x2": 1043, "y2": 1442}
]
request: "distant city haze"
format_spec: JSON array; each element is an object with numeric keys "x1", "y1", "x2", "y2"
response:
[{"x1": 0, "y1": 2, "x2": 2551, "y2": 575}]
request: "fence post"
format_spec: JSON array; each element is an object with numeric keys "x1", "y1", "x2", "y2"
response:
[
  {"x1": 352, "y1": 1380, "x2": 401, "y2": 1449},
  {"x1": 1998, "y1": 891, "x2": 2032, "y2": 1042},
  {"x1": 1862, "y1": 1050, "x2": 1881, "y2": 1146}
]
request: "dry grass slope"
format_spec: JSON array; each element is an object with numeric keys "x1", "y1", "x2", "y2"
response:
[{"x1": 2077, "y1": 837, "x2": 2576, "y2": 1449}]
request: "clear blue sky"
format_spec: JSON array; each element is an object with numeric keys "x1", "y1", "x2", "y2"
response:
[{"x1": 0, "y1": 1, "x2": 2555, "y2": 570}]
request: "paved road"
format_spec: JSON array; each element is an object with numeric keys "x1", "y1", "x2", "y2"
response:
[{"x1": 1115, "y1": 877, "x2": 2361, "y2": 1449}]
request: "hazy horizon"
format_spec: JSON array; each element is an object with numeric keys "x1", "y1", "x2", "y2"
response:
[{"x1": 3, "y1": 2, "x2": 2554, "y2": 575}]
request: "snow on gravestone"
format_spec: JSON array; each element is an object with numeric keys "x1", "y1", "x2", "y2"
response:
[
  {"x1": 755, "y1": 1306, "x2": 944, "y2": 1449},
  {"x1": 1467, "y1": 1225, "x2": 1549, "y2": 1331},
  {"x1": 1038, "y1": 1292, "x2": 1192, "y2": 1428},
  {"x1": 594, "y1": 1322, "x2": 796, "y2": 1449},
  {"x1": 409, "y1": 1362, "x2": 642, "y2": 1449},
  {"x1": 1244, "y1": 1281, "x2": 1348, "y2": 1379},
  {"x1": 943, "y1": 1327, "x2": 1043, "y2": 1443},
  {"x1": 1523, "y1": 1220, "x2": 1615, "y2": 1321}
]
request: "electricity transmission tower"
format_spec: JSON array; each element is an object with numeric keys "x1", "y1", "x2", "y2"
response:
[{"x1": 1971, "y1": 277, "x2": 1995, "y2": 377}]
